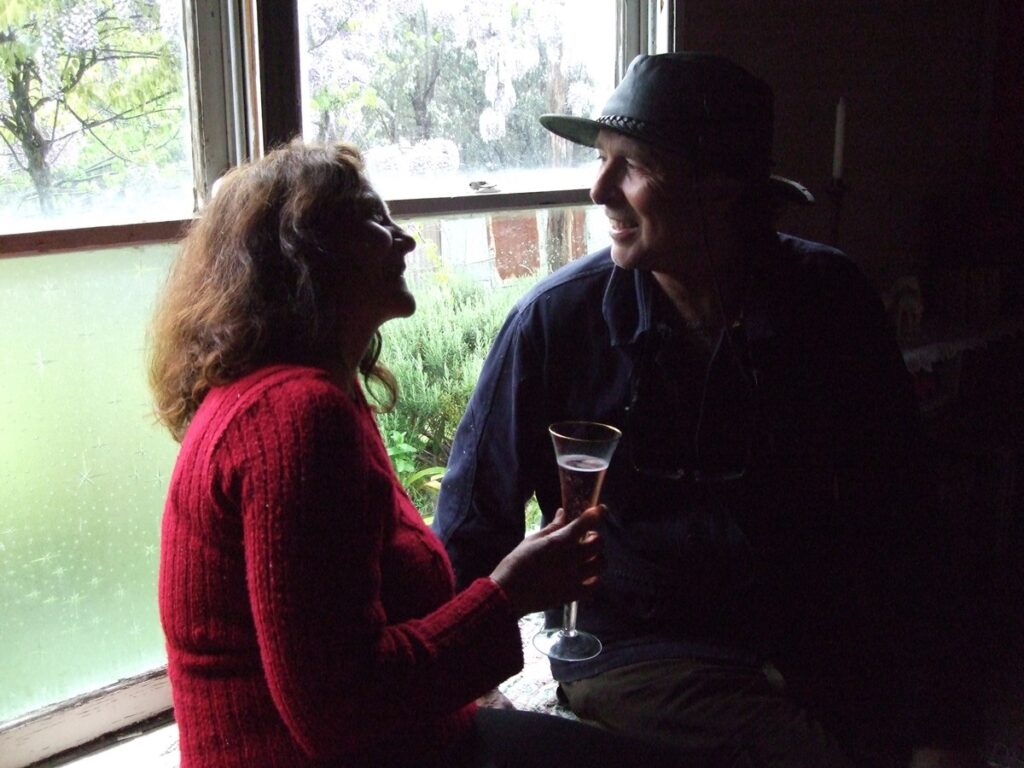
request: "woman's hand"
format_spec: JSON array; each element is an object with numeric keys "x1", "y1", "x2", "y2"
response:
[{"x1": 489, "y1": 506, "x2": 605, "y2": 618}]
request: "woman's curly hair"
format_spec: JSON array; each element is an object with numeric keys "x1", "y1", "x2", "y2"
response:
[{"x1": 148, "y1": 139, "x2": 397, "y2": 441}]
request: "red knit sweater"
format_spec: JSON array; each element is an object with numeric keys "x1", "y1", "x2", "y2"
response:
[{"x1": 159, "y1": 365, "x2": 523, "y2": 767}]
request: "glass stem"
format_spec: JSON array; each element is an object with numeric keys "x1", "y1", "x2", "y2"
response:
[{"x1": 562, "y1": 600, "x2": 579, "y2": 637}]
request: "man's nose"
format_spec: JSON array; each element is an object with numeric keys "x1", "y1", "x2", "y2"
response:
[{"x1": 589, "y1": 161, "x2": 619, "y2": 206}]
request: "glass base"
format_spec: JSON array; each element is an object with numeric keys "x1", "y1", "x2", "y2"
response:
[{"x1": 532, "y1": 628, "x2": 602, "y2": 662}]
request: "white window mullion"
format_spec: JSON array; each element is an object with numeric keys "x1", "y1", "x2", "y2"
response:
[
  {"x1": 620, "y1": 0, "x2": 679, "y2": 77},
  {"x1": 652, "y1": 0, "x2": 679, "y2": 54},
  {"x1": 389, "y1": 188, "x2": 593, "y2": 219},
  {"x1": 618, "y1": 0, "x2": 645, "y2": 78},
  {"x1": 183, "y1": 0, "x2": 250, "y2": 209}
]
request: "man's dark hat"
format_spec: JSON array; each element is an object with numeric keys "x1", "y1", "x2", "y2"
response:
[{"x1": 540, "y1": 52, "x2": 814, "y2": 205}]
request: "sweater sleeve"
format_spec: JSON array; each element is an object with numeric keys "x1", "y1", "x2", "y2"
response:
[{"x1": 222, "y1": 375, "x2": 523, "y2": 759}]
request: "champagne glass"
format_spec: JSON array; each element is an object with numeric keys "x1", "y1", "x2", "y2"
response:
[{"x1": 533, "y1": 420, "x2": 621, "y2": 662}]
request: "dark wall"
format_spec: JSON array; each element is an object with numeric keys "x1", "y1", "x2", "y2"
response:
[{"x1": 680, "y1": 1, "x2": 1015, "y2": 289}]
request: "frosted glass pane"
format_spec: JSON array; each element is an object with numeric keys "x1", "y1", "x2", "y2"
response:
[{"x1": 0, "y1": 245, "x2": 178, "y2": 724}]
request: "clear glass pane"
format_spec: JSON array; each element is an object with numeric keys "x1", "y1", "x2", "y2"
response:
[
  {"x1": 0, "y1": 245, "x2": 178, "y2": 724},
  {"x1": 0, "y1": 0, "x2": 194, "y2": 234},
  {"x1": 378, "y1": 204, "x2": 609, "y2": 519},
  {"x1": 298, "y1": 0, "x2": 616, "y2": 200}
]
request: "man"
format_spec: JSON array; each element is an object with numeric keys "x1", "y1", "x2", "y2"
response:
[{"x1": 434, "y1": 53, "x2": 977, "y2": 767}]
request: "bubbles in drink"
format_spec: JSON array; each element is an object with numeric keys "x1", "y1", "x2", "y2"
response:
[
  {"x1": 557, "y1": 454, "x2": 610, "y2": 518},
  {"x1": 558, "y1": 455, "x2": 608, "y2": 472}
]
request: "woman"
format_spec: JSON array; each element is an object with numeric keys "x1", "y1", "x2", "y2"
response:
[{"x1": 149, "y1": 141, "x2": 687, "y2": 768}]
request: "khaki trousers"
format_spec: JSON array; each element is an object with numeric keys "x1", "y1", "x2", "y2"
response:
[{"x1": 560, "y1": 658, "x2": 883, "y2": 768}]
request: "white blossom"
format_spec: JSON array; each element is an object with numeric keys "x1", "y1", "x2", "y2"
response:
[{"x1": 478, "y1": 107, "x2": 505, "y2": 142}]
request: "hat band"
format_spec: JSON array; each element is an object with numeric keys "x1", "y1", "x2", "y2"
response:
[
  {"x1": 597, "y1": 114, "x2": 674, "y2": 147},
  {"x1": 597, "y1": 114, "x2": 768, "y2": 180}
]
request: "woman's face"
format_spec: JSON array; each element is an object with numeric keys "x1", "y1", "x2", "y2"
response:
[{"x1": 330, "y1": 188, "x2": 417, "y2": 329}]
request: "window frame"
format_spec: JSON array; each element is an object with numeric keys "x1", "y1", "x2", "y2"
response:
[
  {"x1": 0, "y1": 0, "x2": 678, "y2": 258},
  {"x1": 0, "y1": 0, "x2": 250, "y2": 260},
  {"x1": 0, "y1": 1, "x2": 676, "y2": 764}
]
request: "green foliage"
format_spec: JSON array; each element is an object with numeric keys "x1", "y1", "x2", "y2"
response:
[
  {"x1": 376, "y1": 270, "x2": 537, "y2": 518},
  {"x1": 0, "y1": 1, "x2": 33, "y2": 29},
  {"x1": 383, "y1": 429, "x2": 446, "y2": 519},
  {"x1": 304, "y1": 1, "x2": 600, "y2": 173},
  {"x1": 525, "y1": 495, "x2": 542, "y2": 532},
  {"x1": 0, "y1": 0, "x2": 188, "y2": 218}
]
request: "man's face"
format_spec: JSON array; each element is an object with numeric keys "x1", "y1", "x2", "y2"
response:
[{"x1": 590, "y1": 129, "x2": 697, "y2": 274}]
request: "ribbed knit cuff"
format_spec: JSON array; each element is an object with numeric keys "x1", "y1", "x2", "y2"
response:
[{"x1": 438, "y1": 576, "x2": 524, "y2": 686}]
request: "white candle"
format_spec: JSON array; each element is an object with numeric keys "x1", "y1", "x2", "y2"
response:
[{"x1": 832, "y1": 97, "x2": 847, "y2": 180}]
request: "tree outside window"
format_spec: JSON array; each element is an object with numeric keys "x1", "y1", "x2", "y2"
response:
[
  {"x1": 299, "y1": 0, "x2": 613, "y2": 188},
  {"x1": 0, "y1": 0, "x2": 193, "y2": 233}
]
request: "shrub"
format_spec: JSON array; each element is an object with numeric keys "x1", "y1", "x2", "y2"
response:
[{"x1": 376, "y1": 272, "x2": 537, "y2": 518}]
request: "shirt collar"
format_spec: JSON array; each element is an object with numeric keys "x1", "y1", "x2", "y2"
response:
[
  {"x1": 599, "y1": 239, "x2": 782, "y2": 350},
  {"x1": 602, "y1": 263, "x2": 654, "y2": 348}
]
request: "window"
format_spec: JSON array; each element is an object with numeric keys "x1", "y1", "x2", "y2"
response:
[
  {"x1": 298, "y1": 0, "x2": 616, "y2": 206},
  {"x1": 0, "y1": 242, "x2": 179, "y2": 723},
  {"x1": 0, "y1": 0, "x2": 195, "y2": 234},
  {"x1": 0, "y1": 1, "x2": 675, "y2": 765}
]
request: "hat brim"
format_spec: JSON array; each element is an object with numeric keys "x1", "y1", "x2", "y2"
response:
[
  {"x1": 539, "y1": 114, "x2": 814, "y2": 206},
  {"x1": 539, "y1": 114, "x2": 606, "y2": 148},
  {"x1": 766, "y1": 176, "x2": 814, "y2": 206}
]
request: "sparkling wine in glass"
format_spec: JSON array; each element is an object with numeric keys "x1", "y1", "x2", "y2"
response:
[{"x1": 533, "y1": 420, "x2": 621, "y2": 662}]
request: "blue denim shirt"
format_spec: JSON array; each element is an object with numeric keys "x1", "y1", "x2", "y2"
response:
[{"x1": 433, "y1": 234, "x2": 924, "y2": 690}]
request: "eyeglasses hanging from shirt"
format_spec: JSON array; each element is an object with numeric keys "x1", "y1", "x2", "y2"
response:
[{"x1": 624, "y1": 316, "x2": 760, "y2": 485}]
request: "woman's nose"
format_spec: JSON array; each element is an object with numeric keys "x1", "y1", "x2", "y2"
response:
[{"x1": 393, "y1": 226, "x2": 416, "y2": 255}]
